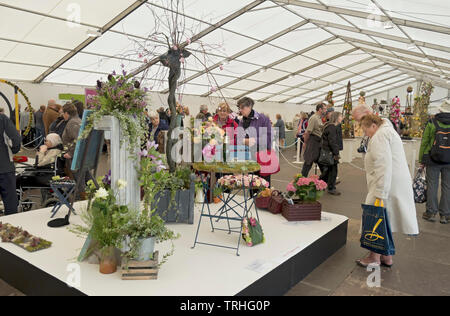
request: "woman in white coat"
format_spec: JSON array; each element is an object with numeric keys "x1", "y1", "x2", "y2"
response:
[{"x1": 357, "y1": 114, "x2": 419, "y2": 268}]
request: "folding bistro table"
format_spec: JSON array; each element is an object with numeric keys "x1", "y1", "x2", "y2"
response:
[{"x1": 191, "y1": 162, "x2": 261, "y2": 256}]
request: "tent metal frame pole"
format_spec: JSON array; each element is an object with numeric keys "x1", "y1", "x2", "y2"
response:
[
  {"x1": 162, "y1": 20, "x2": 310, "y2": 93},
  {"x1": 277, "y1": 64, "x2": 390, "y2": 103},
  {"x1": 33, "y1": 0, "x2": 148, "y2": 84},
  {"x1": 273, "y1": 0, "x2": 450, "y2": 35},
  {"x1": 232, "y1": 47, "x2": 358, "y2": 100},
  {"x1": 128, "y1": 0, "x2": 266, "y2": 78},
  {"x1": 259, "y1": 56, "x2": 375, "y2": 102},
  {"x1": 200, "y1": 36, "x2": 337, "y2": 97}
]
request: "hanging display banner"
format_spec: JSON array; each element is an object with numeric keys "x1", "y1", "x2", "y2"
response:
[{"x1": 85, "y1": 88, "x2": 98, "y2": 108}]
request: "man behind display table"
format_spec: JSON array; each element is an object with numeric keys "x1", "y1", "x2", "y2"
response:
[{"x1": 0, "y1": 113, "x2": 21, "y2": 215}]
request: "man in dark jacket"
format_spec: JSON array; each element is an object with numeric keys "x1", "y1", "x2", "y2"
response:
[{"x1": 0, "y1": 113, "x2": 21, "y2": 215}]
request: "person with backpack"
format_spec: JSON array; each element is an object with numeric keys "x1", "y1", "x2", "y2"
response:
[{"x1": 420, "y1": 100, "x2": 450, "y2": 224}]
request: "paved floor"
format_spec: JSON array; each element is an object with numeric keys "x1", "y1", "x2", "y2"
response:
[{"x1": 1, "y1": 148, "x2": 449, "y2": 296}]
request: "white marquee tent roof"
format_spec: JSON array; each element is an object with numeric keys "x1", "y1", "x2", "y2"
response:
[{"x1": 0, "y1": 0, "x2": 449, "y2": 105}]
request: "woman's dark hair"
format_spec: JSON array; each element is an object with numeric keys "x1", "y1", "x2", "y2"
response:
[
  {"x1": 237, "y1": 97, "x2": 255, "y2": 108},
  {"x1": 63, "y1": 103, "x2": 78, "y2": 117},
  {"x1": 316, "y1": 103, "x2": 325, "y2": 112}
]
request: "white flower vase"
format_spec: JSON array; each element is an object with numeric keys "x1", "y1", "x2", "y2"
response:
[{"x1": 195, "y1": 189, "x2": 204, "y2": 204}]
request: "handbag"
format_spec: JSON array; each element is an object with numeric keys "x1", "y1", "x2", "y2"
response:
[
  {"x1": 268, "y1": 191, "x2": 284, "y2": 214},
  {"x1": 256, "y1": 150, "x2": 280, "y2": 177},
  {"x1": 360, "y1": 199, "x2": 396, "y2": 256},
  {"x1": 242, "y1": 212, "x2": 265, "y2": 247},
  {"x1": 413, "y1": 167, "x2": 427, "y2": 204},
  {"x1": 318, "y1": 148, "x2": 334, "y2": 166}
]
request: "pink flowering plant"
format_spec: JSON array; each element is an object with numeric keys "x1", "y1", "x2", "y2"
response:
[
  {"x1": 286, "y1": 174, "x2": 328, "y2": 202},
  {"x1": 218, "y1": 175, "x2": 270, "y2": 191}
]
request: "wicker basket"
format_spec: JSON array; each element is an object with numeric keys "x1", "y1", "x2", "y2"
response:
[
  {"x1": 255, "y1": 196, "x2": 271, "y2": 209},
  {"x1": 282, "y1": 200, "x2": 322, "y2": 222}
]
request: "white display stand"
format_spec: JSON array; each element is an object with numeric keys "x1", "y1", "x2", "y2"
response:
[
  {"x1": 342, "y1": 138, "x2": 358, "y2": 163},
  {"x1": 94, "y1": 116, "x2": 140, "y2": 211},
  {"x1": 0, "y1": 201, "x2": 348, "y2": 296}
]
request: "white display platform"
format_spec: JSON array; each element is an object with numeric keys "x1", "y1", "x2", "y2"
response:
[{"x1": 0, "y1": 201, "x2": 348, "y2": 296}]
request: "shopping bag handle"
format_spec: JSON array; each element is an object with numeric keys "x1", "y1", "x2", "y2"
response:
[{"x1": 375, "y1": 199, "x2": 384, "y2": 208}]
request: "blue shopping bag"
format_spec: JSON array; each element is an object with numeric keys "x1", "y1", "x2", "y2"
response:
[{"x1": 360, "y1": 200, "x2": 396, "y2": 256}]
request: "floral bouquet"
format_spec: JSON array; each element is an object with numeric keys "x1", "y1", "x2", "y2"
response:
[
  {"x1": 193, "y1": 117, "x2": 226, "y2": 162},
  {"x1": 84, "y1": 69, "x2": 149, "y2": 154},
  {"x1": 286, "y1": 174, "x2": 327, "y2": 202},
  {"x1": 91, "y1": 71, "x2": 147, "y2": 114},
  {"x1": 218, "y1": 175, "x2": 270, "y2": 191}
]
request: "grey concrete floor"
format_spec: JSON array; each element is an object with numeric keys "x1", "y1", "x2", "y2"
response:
[{"x1": 1, "y1": 148, "x2": 449, "y2": 296}]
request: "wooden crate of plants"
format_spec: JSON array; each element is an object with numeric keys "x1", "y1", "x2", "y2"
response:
[{"x1": 121, "y1": 251, "x2": 159, "y2": 280}]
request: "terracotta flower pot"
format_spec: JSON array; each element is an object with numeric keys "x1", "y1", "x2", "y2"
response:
[
  {"x1": 99, "y1": 247, "x2": 117, "y2": 274},
  {"x1": 214, "y1": 196, "x2": 222, "y2": 204}
]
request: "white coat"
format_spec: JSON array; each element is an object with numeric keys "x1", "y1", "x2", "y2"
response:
[{"x1": 364, "y1": 120, "x2": 419, "y2": 235}]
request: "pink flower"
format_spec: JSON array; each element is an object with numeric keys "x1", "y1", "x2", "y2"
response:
[
  {"x1": 287, "y1": 182, "x2": 296, "y2": 192},
  {"x1": 250, "y1": 218, "x2": 257, "y2": 227},
  {"x1": 248, "y1": 242, "x2": 253, "y2": 247}
]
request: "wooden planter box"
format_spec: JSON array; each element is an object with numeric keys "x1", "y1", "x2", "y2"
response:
[
  {"x1": 282, "y1": 200, "x2": 322, "y2": 222},
  {"x1": 153, "y1": 187, "x2": 195, "y2": 224}
]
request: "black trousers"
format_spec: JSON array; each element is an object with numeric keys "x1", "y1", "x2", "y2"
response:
[
  {"x1": 320, "y1": 163, "x2": 338, "y2": 192},
  {"x1": 0, "y1": 172, "x2": 18, "y2": 215}
]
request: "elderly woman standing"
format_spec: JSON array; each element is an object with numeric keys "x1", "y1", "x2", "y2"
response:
[
  {"x1": 237, "y1": 97, "x2": 277, "y2": 182},
  {"x1": 357, "y1": 114, "x2": 419, "y2": 267}
]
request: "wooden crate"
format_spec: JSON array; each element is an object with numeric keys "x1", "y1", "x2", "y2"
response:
[{"x1": 121, "y1": 251, "x2": 159, "y2": 280}]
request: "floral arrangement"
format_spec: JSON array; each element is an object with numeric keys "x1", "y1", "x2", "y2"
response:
[
  {"x1": 390, "y1": 96, "x2": 401, "y2": 130},
  {"x1": 326, "y1": 91, "x2": 335, "y2": 108},
  {"x1": 83, "y1": 70, "x2": 149, "y2": 153},
  {"x1": 0, "y1": 222, "x2": 52, "y2": 252},
  {"x1": 193, "y1": 117, "x2": 226, "y2": 162},
  {"x1": 218, "y1": 175, "x2": 270, "y2": 191},
  {"x1": 286, "y1": 174, "x2": 327, "y2": 202}
]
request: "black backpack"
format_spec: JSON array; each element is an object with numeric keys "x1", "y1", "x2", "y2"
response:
[{"x1": 430, "y1": 119, "x2": 450, "y2": 164}]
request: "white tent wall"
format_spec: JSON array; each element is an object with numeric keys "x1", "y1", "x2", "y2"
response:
[{"x1": 0, "y1": 81, "x2": 314, "y2": 124}]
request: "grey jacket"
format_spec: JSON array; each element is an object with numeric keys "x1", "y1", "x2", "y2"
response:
[
  {"x1": 0, "y1": 114, "x2": 21, "y2": 173},
  {"x1": 62, "y1": 116, "x2": 82, "y2": 158}
]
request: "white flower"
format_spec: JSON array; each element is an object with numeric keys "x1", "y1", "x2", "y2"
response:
[
  {"x1": 94, "y1": 188, "x2": 109, "y2": 200},
  {"x1": 117, "y1": 179, "x2": 128, "y2": 190}
]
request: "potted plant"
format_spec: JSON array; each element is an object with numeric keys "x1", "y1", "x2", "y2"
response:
[
  {"x1": 139, "y1": 141, "x2": 195, "y2": 224},
  {"x1": 284, "y1": 174, "x2": 328, "y2": 222},
  {"x1": 120, "y1": 209, "x2": 180, "y2": 264},
  {"x1": 213, "y1": 187, "x2": 223, "y2": 204},
  {"x1": 70, "y1": 180, "x2": 129, "y2": 274}
]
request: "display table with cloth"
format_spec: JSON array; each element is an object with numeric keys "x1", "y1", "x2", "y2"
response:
[{"x1": 192, "y1": 162, "x2": 261, "y2": 256}]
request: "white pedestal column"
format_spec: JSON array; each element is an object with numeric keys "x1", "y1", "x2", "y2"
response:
[{"x1": 95, "y1": 116, "x2": 140, "y2": 211}]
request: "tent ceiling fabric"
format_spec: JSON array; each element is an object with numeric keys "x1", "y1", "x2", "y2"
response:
[{"x1": 0, "y1": 0, "x2": 449, "y2": 104}]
